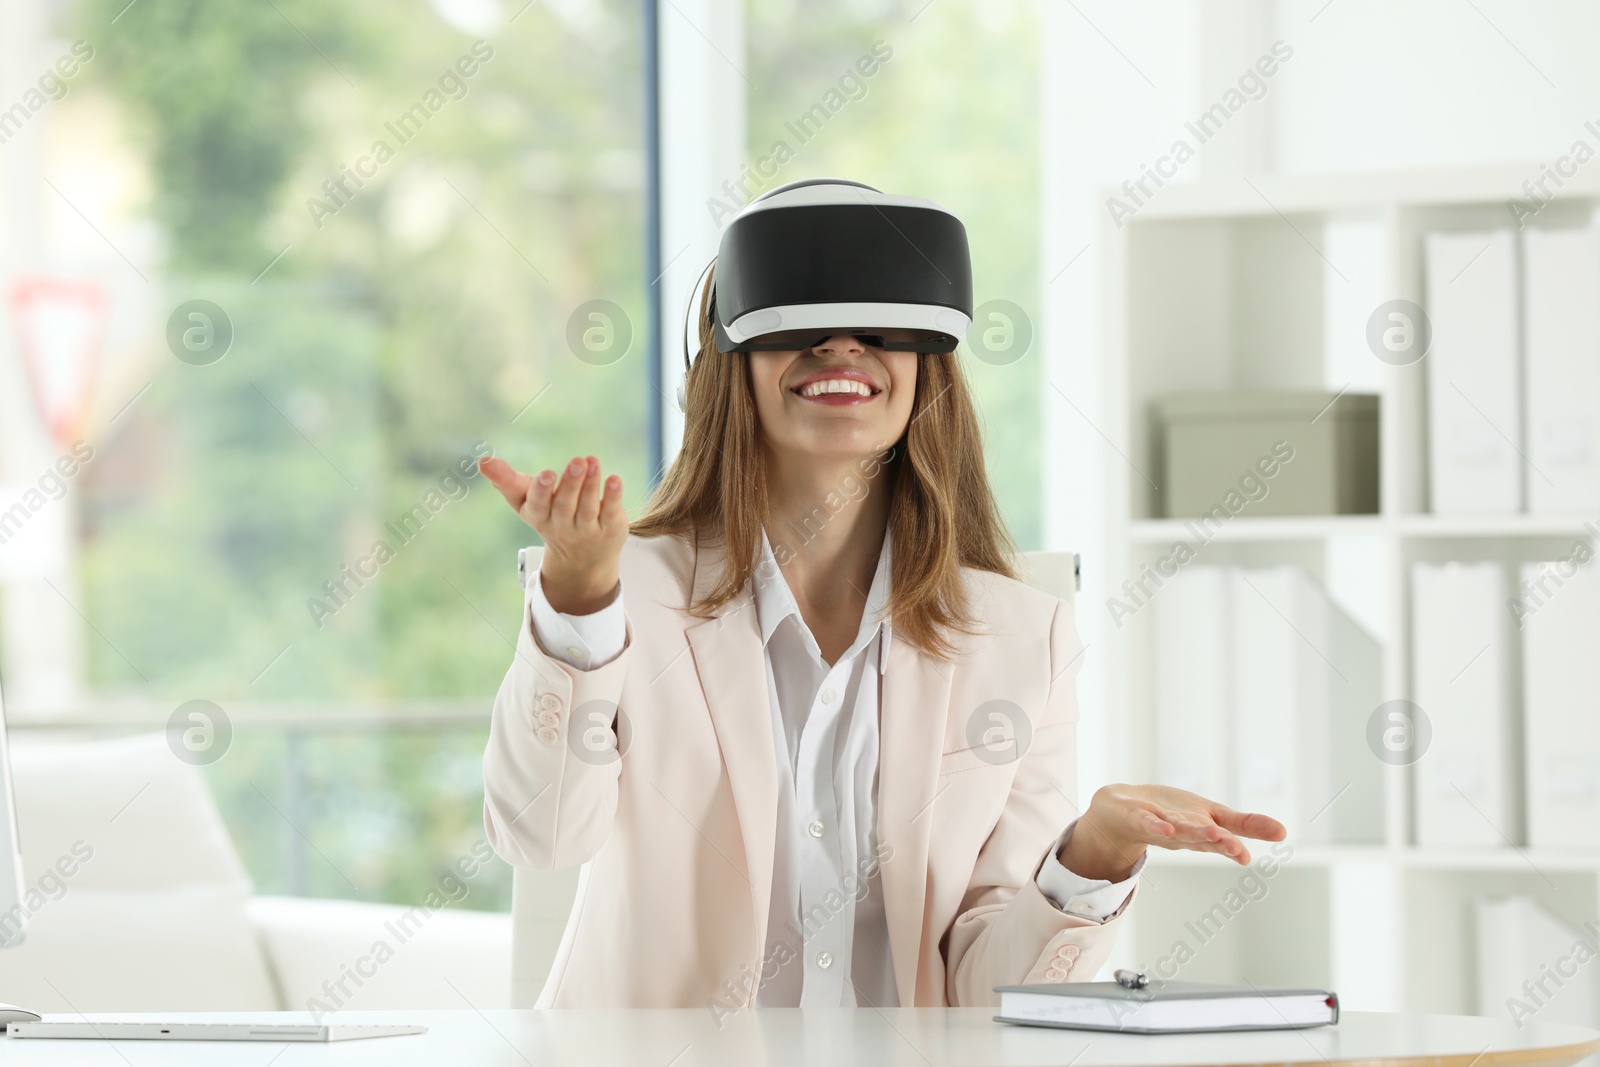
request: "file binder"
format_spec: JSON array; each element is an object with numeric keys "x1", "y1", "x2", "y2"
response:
[
  {"x1": 1411, "y1": 563, "x2": 1519, "y2": 846},
  {"x1": 1522, "y1": 225, "x2": 1600, "y2": 513},
  {"x1": 1424, "y1": 229, "x2": 1522, "y2": 513}
]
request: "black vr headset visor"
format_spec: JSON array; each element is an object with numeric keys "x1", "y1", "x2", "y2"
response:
[{"x1": 703, "y1": 178, "x2": 974, "y2": 357}]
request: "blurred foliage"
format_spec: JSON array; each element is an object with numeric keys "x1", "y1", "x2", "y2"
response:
[
  {"x1": 80, "y1": 0, "x2": 363, "y2": 272},
  {"x1": 82, "y1": 277, "x2": 384, "y2": 696},
  {"x1": 72, "y1": 0, "x2": 648, "y2": 907},
  {"x1": 64, "y1": 0, "x2": 1039, "y2": 908}
]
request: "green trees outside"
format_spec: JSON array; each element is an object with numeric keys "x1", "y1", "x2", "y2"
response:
[{"x1": 73, "y1": 0, "x2": 649, "y2": 908}]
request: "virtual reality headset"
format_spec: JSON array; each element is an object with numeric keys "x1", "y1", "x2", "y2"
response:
[{"x1": 683, "y1": 177, "x2": 974, "y2": 371}]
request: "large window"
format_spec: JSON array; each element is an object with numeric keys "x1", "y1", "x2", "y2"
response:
[
  {"x1": 2, "y1": 0, "x2": 1044, "y2": 912},
  {"x1": 3, "y1": 0, "x2": 648, "y2": 909}
]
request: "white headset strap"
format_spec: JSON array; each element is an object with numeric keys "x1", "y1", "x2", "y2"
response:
[{"x1": 681, "y1": 255, "x2": 717, "y2": 375}]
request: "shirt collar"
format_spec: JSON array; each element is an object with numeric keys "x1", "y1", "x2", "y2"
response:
[{"x1": 753, "y1": 525, "x2": 893, "y2": 675}]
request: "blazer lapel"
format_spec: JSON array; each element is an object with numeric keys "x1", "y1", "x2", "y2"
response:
[
  {"x1": 681, "y1": 537, "x2": 778, "y2": 990},
  {"x1": 876, "y1": 626, "x2": 955, "y2": 1006}
]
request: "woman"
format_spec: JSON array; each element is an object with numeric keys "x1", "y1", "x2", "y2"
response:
[{"x1": 478, "y1": 179, "x2": 1284, "y2": 1012}]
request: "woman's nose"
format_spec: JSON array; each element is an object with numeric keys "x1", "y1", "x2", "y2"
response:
[{"x1": 811, "y1": 333, "x2": 866, "y2": 356}]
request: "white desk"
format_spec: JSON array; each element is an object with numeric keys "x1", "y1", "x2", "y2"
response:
[{"x1": 3, "y1": 1009, "x2": 1597, "y2": 1066}]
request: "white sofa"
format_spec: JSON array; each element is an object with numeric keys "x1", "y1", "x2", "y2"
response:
[{"x1": 0, "y1": 732, "x2": 510, "y2": 1014}]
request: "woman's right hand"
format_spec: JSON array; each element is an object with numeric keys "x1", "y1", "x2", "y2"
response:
[{"x1": 479, "y1": 454, "x2": 627, "y2": 615}]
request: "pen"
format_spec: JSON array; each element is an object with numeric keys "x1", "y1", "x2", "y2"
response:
[{"x1": 1113, "y1": 968, "x2": 1150, "y2": 989}]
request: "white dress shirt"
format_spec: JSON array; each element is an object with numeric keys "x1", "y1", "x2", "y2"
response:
[{"x1": 524, "y1": 527, "x2": 1144, "y2": 1006}]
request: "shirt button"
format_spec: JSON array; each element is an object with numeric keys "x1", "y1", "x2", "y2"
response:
[
  {"x1": 565, "y1": 645, "x2": 583, "y2": 659},
  {"x1": 821, "y1": 688, "x2": 836, "y2": 704},
  {"x1": 815, "y1": 952, "x2": 833, "y2": 970},
  {"x1": 808, "y1": 820, "x2": 826, "y2": 838}
]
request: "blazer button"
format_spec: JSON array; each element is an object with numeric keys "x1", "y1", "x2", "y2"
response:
[
  {"x1": 538, "y1": 710, "x2": 560, "y2": 727},
  {"x1": 537, "y1": 727, "x2": 559, "y2": 745},
  {"x1": 539, "y1": 693, "x2": 562, "y2": 714},
  {"x1": 1056, "y1": 945, "x2": 1079, "y2": 961},
  {"x1": 1044, "y1": 967, "x2": 1067, "y2": 982}
]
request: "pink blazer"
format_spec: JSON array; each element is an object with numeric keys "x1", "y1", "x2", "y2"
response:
[{"x1": 482, "y1": 532, "x2": 1135, "y2": 1009}]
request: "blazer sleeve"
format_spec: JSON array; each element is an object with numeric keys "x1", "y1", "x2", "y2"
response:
[
  {"x1": 942, "y1": 596, "x2": 1139, "y2": 1006},
  {"x1": 482, "y1": 576, "x2": 634, "y2": 871}
]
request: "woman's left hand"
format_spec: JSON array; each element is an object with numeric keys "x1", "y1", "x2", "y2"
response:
[{"x1": 1056, "y1": 783, "x2": 1288, "y2": 883}]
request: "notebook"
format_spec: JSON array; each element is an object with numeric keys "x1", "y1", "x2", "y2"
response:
[{"x1": 993, "y1": 979, "x2": 1339, "y2": 1034}]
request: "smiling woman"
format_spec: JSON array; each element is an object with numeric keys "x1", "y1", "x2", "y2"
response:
[
  {"x1": 649, "y1": 302, "x2": 1004, "y2": 663},
  {"x1": 643, "y1": 178, "x2": 1003, "y2": 662},
  {"x1": 478, "y1": 178, "x2": 1286, "y2": 1012}
]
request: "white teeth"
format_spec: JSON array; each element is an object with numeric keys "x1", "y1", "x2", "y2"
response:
[{"x1": 799, "y1": 378, "x2": 873, "y2": 397}]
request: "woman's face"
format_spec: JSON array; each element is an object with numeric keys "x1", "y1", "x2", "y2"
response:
[{"x1": 747, "y1": 335, "x2": 918, "y2": 463}]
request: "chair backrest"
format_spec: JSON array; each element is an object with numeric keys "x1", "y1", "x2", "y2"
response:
[
  {"x1": 507, "y1": 545, "x2": 1081, "y2": 1006},
  {"x1": 1017, "y1": 550, "x2": 1081, "y2": 607},
  {"x1": 510, "y1": 866, "x2": 578, "y2": 1007}
]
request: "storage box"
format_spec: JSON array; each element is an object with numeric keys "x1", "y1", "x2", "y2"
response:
[{"x1": 1152, "y1": 391, "x2": 1379, "y2": 518}]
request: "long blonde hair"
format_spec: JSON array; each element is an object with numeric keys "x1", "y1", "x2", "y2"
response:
[{"x1": 630, "y1": 265, "x2": 1020, "y2": 662}]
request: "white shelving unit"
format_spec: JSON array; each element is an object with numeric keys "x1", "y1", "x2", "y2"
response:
[{"x1": 1100, "y1": 164, "x2": 1600, "y2": 1018}]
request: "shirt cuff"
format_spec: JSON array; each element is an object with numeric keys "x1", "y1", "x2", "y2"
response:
[
  {"x1": 1034, "y1": 817, "x2": 1144, "y2": 923},
  {"x1": 526, "y1": 567, "x2": 626, "y2": 670}
]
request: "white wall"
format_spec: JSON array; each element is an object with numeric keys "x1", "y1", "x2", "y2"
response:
[{"x1": 1272, "y1": 0, "x2": 1600, "y2": 174}]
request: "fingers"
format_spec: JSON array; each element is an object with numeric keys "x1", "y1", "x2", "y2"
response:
[
  {"x1": 552, "y1": 455, "x2": 624, "y2": 530},
  {"x1": 484, "y1": 453, "x2": 625, "y2": 542},
  {"x1": 1138, "y1": 810, "x2": 1176, "y2": 839},
  {"x1": 549, "y1": 456, "x2": 589, "y2": 525},
  {"x1": 1211, "y1": 806, "x2": 1288, "y2": 841},
  {"x1": 597, "y1": 471, "x2": 625, "y2": 527},
  {"x1": 1144, "y1": 805, "x2": 1251, "y2": 864},
  {"x1": 1108, "y1": 786, "x2": 1283, "y2": 867},
  {"x1": 525, "y1": 468, "x2": 556, "y2": 527},
  {"x1": 478, "y1": 456, "x2": 532, "y2": 511},
  {"x1": 1209, "y1": 831, "x2": 1249, "y2": 863},
  {"x1": 574, "y1": 456, "x2": 605, "y2": 525},
  {"x1": 1157, "y1": 809, "x2": 1223, "y2": 843}
]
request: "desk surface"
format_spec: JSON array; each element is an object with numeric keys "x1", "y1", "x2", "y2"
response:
[{"x1": 4, "y1": 1009, "x2": 1598, "y2": 1066}]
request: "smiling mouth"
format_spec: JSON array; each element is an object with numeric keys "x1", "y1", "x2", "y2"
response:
[{"x1": 791, "y1": 380, "x2": 881, "y2": 400}]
